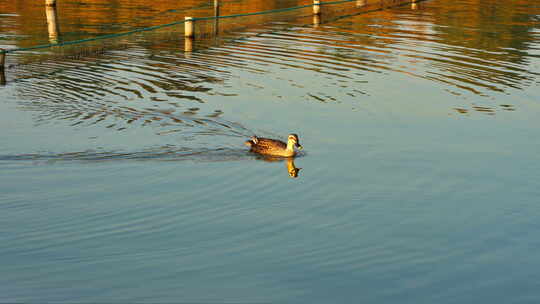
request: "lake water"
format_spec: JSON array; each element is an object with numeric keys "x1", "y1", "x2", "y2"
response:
[{"x1": 1, "y1": 0, "x2": 540, "y2": 302}]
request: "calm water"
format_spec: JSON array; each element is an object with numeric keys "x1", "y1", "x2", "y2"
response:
[{"x1": 1, "y1": 0, "x2": 540, "y2": 302}]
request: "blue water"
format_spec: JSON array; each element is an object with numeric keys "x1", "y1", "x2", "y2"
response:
[{"x1": 1, "y1": 0, "x2": 540, "y2": 302}]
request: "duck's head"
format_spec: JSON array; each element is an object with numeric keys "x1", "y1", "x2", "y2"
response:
[{"x1": 288, "y1": 134, "x2": 302, "y2": 150}]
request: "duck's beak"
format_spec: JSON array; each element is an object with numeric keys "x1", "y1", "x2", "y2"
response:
[{"x1": 296, "y1": 143, "x2": 303, "y2": 150}]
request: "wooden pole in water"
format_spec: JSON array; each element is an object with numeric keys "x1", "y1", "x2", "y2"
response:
[
  {"x1": 184, "y1": 37, "x2": 193, "y2": 53},
  {"x1": 313, "y1": 0, "x2": 321, "y2": 15},
  {"x1": 214, "y1": 0, "x2": 220, "y2": 36},
  {"x1": 0, "y1": 49, "x2": 5, "y2": 69},
  {"x1": 0, "y1": 49, "x2": 5, "y2": 85},
  {"x1": 185, "y1": 17, "x2": 194, "y2": 38},
  {"x1": 0, "y1": 66, "x2": 5, "y2": 86},
  {"x1": 45, "y1": 0, "x2": 56, "y2": 7},
  {"x1": 46, "y1": 6, "x2": 60, "y2": 43},
  {"x1": 313, "y1": 14, "x2": 320, "y2": 27},
  {"x1": 214, "y1": 0, "x2": 220, "y2": 17}
]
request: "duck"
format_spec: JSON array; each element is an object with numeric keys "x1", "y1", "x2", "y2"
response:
[{"x1": 245, "y1": 133, "x2": 303, "y2": 157}]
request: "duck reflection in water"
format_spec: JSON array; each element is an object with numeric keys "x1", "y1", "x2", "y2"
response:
[
  {"x1": 252, "y1": 155, "x2": 302, "y2": 178},
  {"x1": 286, "y1": 157, "x2": 301, "y2": 178},
  {"x1": 245, "y1": 134, "x2": 303, "y2": 178}
]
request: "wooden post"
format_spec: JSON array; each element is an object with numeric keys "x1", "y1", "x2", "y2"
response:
[
  {"x1": 313, "y1": 14, "x2": 320, "y2": 27},
  {"x1": 184, "y1": 37, "x2": 193, "y2": 53},
  {"x1": 0, "y1": 49, "x2": 5, "y2": 69},
  {"x1": 185, "y1": 17, "x2": 194, "y2": 38},
  {"x1": 46, "y1": 6, "x2": 60, "y2": 43},
  {"x1": 214, "y1": 0, "x2": 220, "y2": 17},
  {"x1": 0, "y1": 66, "x2": 5, "y2": 86},
  {"x1": 45, "y1": 0, "x2": 56, "y2": 7},
  {"x1": 0, "y1": 49, "x2": 5, "y2": 85},
  {"x1": 313, "y1": 0, "x2": 321, "y2": 15},
  {"x1": 213, "y1": 0, "x2": 220, "y2": 36}
]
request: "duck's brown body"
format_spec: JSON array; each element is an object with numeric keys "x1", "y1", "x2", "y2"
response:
[{"x1": 245, "y1": 134, "x2": 302, "y2": 157}]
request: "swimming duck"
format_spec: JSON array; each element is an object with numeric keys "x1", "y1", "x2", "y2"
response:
[{"x1": 245, "y1": 134, "x2": 303, "y2": 157}]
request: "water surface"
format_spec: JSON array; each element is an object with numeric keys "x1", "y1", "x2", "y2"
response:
[{"x1": 1, "y1": 0, "x2": 540, "y2": 303}]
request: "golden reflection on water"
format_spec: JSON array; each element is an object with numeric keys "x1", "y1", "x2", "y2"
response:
[
  {"x1": 3, "y1": 0, "x2": 537, "y2": 93},
  {"x1": 0, "y1": 0, "x2": 538, "y2": 134},
  {"x1": 0, "y1": 0, "x2": 308, "y2": 48},
  {"x1": 184, "y1": 37, "x2": 194, "y2": 53},
  {"x1": 356, "y1": 0, "x2": 367, "y2": 7}
]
